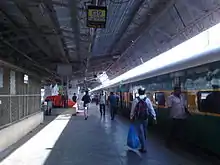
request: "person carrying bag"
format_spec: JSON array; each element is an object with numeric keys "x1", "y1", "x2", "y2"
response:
[
  {"x1": 129, "y1": 88, "x2": 157, "y2": 153},
  {"x1": 127, "y1": 124, "x2": 140, "y2": 149}
]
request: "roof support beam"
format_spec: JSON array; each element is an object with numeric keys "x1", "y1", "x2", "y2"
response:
[
  {"x1": 0, "y1": 9, "x2": 50, "y2": 59},
  {"x1": 0, "y1": 28, "x2": 58, "y2": 35},
  {"x1": 3, "y1": 33, "x2": 55, "y2": 42},
  {"x1": 0, "y1": 38, "x2": 58, "y2": 78},
  {"x1": 3, "y1": 31, "x2": 76, "y2": 43},
  {"x1": 0, "y1": 56, "x2": 42, "y2": 79},
  {"x1": 106, "y1": 0, "x2": 175, "y2": 72},
  {"x1": 10, "y1": 0, "x2": 85, "y2": 11},
  {"x1": 42, "y1": 0, "x2": 70, "y2": 63},
  {"x1": 28, "y1": 0, "x2": 69, "y2": 8},
  {"x1": 154, "y1": 27, "x2": 173, "y2": 39},
  {"x1": 14, "y1": 1, "x2": 68, "y2": 62},
  {"x1": 68, "y1": 0, "x2": 81, "y2": 61},
  {"x1": 106, "y1": 0, "x2": 145, "y2": 54},
  {"x1": 26, "y1": 47, "x2": 41, "y2": 54},
  {"x1": 61, "y1": 28, "x2": 89, "y2": 38}
]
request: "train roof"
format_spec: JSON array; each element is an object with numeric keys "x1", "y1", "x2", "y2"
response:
[{"x1": 107, "y1": 47, "x2": 220, "y2": 89}]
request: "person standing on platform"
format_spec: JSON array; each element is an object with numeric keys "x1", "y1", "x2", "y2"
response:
[
  {"x1": 95, "y1": 94, "x2": 99, "y2": 106},
  {"x1": 82, "y1": 90, "x2": 91, "y2": 120},
  {"x1": 72, "y1": 93, "x2": 78, "y2": 111},
  {"x1": 166, "y1": 86, "x2": 189, "y2": 147},
  {"x1": 99, "y1": 91, "x2": 106, "y2": 116},
  {"x1": 61, "y1": 94, "x2": 65, "y2": 108},
  {"x1": 115, "y1": 93, "x2": 120, "y2": 114},
  {"x1": 72, "y1": 93, "x2": 77, "y2": 103},
  {"x1": 108, "y1": 92, "x2": 117, "y2": 120},
  {"x1": 130, "y1": 88, "x2": 157, "y2": 153}
]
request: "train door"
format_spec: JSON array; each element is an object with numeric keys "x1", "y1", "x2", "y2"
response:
[
  {"x1": 154, "y1": 92, "x2": 166, "y2": 107},
  {"x1": 119, "y1": 91, "x2": 123, "y2": 110},
  {"x1": 186, "y1": 91, "x2": 197, "y2": 112}
]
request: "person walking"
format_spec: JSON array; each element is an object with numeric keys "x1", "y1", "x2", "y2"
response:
[
  {"x1": 108, "y1": 92, "x2": 117, "y2": 120},
  {"x1": 82, "y1": 90, "x2": 91, "y2": 120},
  {"x1": 130, "y1": 88, "x2": 157, "y2": 153},
  {"x1": 72, "y1": 93, "x2": 77, "y2": 103},
  {"x1": 166, "y1": 86, "x2": 189, "y2": 147},
  {"x1": 99, "y1": 91, "x2": 106, "y2": 116}
]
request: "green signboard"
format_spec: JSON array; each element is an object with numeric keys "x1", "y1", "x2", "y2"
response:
[{"x1": 87, "y1": 5, "x2": 107, "y2": 28}]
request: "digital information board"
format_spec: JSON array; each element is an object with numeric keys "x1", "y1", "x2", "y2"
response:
[{"x1": 87, "y1": 5, "x2": 107, "y2": 28}]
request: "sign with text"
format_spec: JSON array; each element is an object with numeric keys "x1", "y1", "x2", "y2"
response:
[
  {"x1": 87, "y1": 5, "x2": 107, "y2": 28},
  {"x1": 57, "y1": 64, "x2": 72, "y2": 76}
]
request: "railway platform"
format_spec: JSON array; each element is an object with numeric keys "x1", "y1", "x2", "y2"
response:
[{"x1": 0, "y1": 104, "x2": 218, "y2": 165}]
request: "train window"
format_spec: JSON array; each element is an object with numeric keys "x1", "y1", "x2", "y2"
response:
[
  {"x1": 197, "y1": 91, "x2": 220, "y2": 114},
  {"x1": 154, "y1": 92, "x2": 166, "y2": 106}
]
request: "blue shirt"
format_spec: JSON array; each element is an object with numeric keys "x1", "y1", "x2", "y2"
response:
[{"x1": 108, "y1": 95, "x2": 117, "y2": 107}]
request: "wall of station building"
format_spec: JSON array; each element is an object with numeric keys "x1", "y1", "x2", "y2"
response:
[{"x1": 0, "y1": 65, "x2": 41, "y2": 128}]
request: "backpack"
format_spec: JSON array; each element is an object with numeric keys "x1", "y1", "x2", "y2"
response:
[{"x1": 134, "y1": 97, "x2": 148, "y2": 120}]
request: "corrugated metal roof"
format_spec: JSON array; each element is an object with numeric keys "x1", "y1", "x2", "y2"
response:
[{"x1": 1, "y1": 0, "x2": 220, "y2": 87}]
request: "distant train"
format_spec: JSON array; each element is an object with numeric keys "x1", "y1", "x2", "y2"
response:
[{"x1": 102, "y1": 48, "x2": 220, "y2": 155}]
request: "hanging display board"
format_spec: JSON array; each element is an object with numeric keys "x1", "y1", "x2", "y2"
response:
[
  {"x1": 57, "y1": 64, "x2": 72, "y2": 76},
  {"x1": 87, "y1": 5, "x2": 107, "y2": 28}
]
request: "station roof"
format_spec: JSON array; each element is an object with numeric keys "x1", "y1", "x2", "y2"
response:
[{"x1": 0, "y1": 0, "x2": 220, "y2": 88}]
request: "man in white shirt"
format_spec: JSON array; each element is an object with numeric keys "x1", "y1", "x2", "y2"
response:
[
  {"x1": 130, "y1": 88, "x2": 157, "y2": 153},
  {"x1": 99, "y1": 91, "x2": 106, "y2": 116},
  {"x1": 166, "y1": 86, "x2": 189, "y2": 147}
]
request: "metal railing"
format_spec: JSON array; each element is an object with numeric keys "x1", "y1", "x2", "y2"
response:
[{"x1": 0, "y1": 94, "x2": 41, "y2": 128}]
